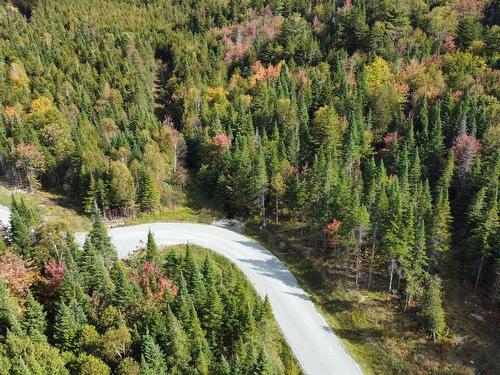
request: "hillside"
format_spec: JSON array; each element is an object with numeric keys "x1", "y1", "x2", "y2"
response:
[{"x1": 0, "y1": 0, "x2": 499, "y2": 374}]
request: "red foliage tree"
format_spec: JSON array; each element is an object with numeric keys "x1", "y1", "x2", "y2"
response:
[
  {"x1": 325, "y1": 218, "x2": 342, "y2": 246},
  {"x1": 0, "y1": 250, "x2": 37, "y2": 297},
  {"x1": 130, "y1": 261, "x2": 177, "y2": 304},
  {"x1": 44, "y1": 260, "x2": 67, "y2": 289}
]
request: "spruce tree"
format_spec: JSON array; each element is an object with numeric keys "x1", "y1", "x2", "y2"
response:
[
  {"x1": 22, "y1": 292, "x2": 47, "y2": 342},
  {"x1": 89, "y1": 205, "x2": 117, "y2": 267},
  {"x1": 145, "y1": 230, "x2": 159, "y2": 262},
  {"x1": 420, "y1": 275, "x2": 446, "y2": 342},
  {"x1": 53, "y1": 302, "x2": 79, "y2": 351}
]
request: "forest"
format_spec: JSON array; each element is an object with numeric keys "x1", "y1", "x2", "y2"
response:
[{"x1": 0, "y1": 0, "x2": 499, "y2": 373}]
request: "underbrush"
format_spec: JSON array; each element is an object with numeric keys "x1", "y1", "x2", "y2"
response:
[{"x1": 246, "y1": 223, "x2": 500, "y2": 375}]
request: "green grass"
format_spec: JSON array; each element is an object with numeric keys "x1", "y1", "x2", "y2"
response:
[
  {"x1": 245, "y1": 224, "x2": 499, "y2": 375},
  {"x1": 0, "y1": 185, "x2": 91, "y2": 231},
  {"x1": 0, "y1": 185, "x2": 215, "y2": 229},
  {"x1": 124, "y1": 206, "x2": 215, "y2": 225}
]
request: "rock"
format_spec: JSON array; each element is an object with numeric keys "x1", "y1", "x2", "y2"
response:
[{"x1": 469, "y1": 313, "x2": 485, "y2": 322}]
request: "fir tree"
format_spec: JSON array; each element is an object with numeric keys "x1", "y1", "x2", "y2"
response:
[
  {"x1": 141, "y1": 332, "x2": 167, "y2": 375},
  {"x1": 0, "y1": 280, "x2": 21, "y2": 338},
  {"x1": 137, "y1": 167, "x2": 159, "y2": 213},
  {"x1": 21, "y1": 292, "x2": 47, "y2": 342},
  {"x1": 89, "y1": 205, "x2": 117, "y2": 267},
  {"x1": 164, "y1": 308, "x2": 191, "y2": 372},
  {"x1": 420, "y1": 275, "x2": 446, "y2": 342},
  {"x1": 429, "y1": 188, "x2": 452, "y2": 269},
  {"x1": 252, "y1": 346, "x2": 272, "y2": 375},
  {"x1": 53, "y1": 302, "x2": 79, "y2": 351},
  {"x1": 111, "y1": 261, "x2": 134, "y2": 310},
  {"x1": 145, "y1": 230, "x2": 159, "y2": 262},
  {"x1": 9, "y1": 197, "x2": 33, "y2": 258}
]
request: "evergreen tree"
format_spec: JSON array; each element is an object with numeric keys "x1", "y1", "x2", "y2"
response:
[
  {"x1": 141, "y1": 332, "x2": 167, "y2": 375},
  {"x1": 429, "y1": 188, "x2": 452, "y2": 269},
  {"x1": 164, "y1": 308, "x2": 191, "y2": 372},
  {"x1": 111, "y1": 261, "x2": 134, "y2": 310},
  {"x1": 21, "y1": 292, "x2": 47, "y2": 342},
  {"x1": 427, "y1": 102, "x2": 445, "y2": 183},
  {"x1": 89, "y1": 205, "x2": 117, "y2": 267},
  {"x1": 9, "y1": 197, "x2": 33, "y2": 258},
  {"x1": 137, "y1": 167, "x2": 159, "y2": 213},
  {"x1": 252, "y1": 346, "x2": 272, "y2": 375},
  {"x1": 420, "y1": 275, "x2": 446, "y2": 342},
  {"x1": 145, "y1": 230, "x2": 159, "y2": 262},
  {"x1": 0, "y1": 280, "x2": 21, "y2": 338},
  {"x1": 53, "y1": 302, "x2": 79, "y2": 351}
]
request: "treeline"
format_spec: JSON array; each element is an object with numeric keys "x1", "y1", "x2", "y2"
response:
[{"x1": 0, "y1": 197, "x2": 298, "y2": 374}]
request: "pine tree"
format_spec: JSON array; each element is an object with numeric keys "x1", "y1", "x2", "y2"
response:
[
  {"x1": 53, "y1": 302, "x2": 79, "y2": 351},
  {"x1": 420, "y1": 275, "x2": 446, "y2": 342},
  {"x1": 141, "y1": 332, "x2": 167, "y2": 375},
  {"x1": 145, "y1": 230, "x2": 159, "y2": 262},
  {"x1": 111, "y1": 261, "x2": 134, "y2": 310},
  {"x1": 89, "y1": 205, "x2": 117, "y2": 267},
  {"x1": 21, "y1": 292, "x2": 47, "y2": 342},
  {"x1": 137, "y1": 167, "x2": 159, "y2": 213}
]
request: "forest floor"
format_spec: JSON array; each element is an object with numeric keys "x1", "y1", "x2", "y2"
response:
[{"x1": 246, "y1": 221, "x2": 500, "y2": 375}]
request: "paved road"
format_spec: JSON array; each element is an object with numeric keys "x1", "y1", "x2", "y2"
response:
[{"x1": 0, "y1": 206, "x2": 363, "y2": 375}]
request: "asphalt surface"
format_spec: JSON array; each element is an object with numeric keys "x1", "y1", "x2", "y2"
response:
[{"x1": 0, "y1": 205, "x2": 363, "y2": 375}]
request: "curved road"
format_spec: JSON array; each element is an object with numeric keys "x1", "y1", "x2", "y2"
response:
[{"x1": 0, "y1": 206, "x2": 362, "y2": 375}]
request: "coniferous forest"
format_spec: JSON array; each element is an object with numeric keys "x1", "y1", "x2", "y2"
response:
[{"x1": 0, "y1": 0, "x2": 499, "y2": 374}]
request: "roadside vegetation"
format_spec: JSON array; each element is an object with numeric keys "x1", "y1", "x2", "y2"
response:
[{"x1": 247, "y1": 223, "x2": 500, "y2": 374}]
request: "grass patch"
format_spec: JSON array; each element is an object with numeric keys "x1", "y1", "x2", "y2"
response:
[
  {"x1": 124, "y1": 206, "x2": 215, "y2": 225},
  {"x1": 0, "y1": 185, "x2": 91, "y2": 231}
]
